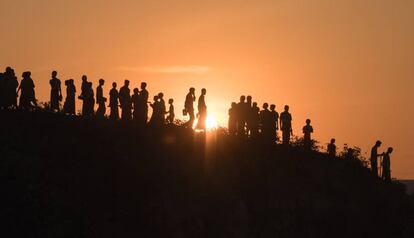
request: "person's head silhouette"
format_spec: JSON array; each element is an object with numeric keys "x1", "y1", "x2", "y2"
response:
[
  {"x1": 375, "y1": 140, "x2": 382, "y2": 147},
  {"x1": 112, "y1": 82, "x2": 117, "y2": 88},
  {"x1": 387, "y1": 147, "x2": 393, "y2": 154},
  {"x1": 270, "y1": 104, "x2": 276, "y2": 111},
  {"x1": 240, "y1": 95, "x2": 245, "y2": 103},
  {"x1": 82, "y1": 75, "x2": 87, "y2": 82},
  {"x1": 263, "y1": 103, "x2": 268, "y2": 110},
  {"x1": 201, "y1": 88, "x2": 206, "y2": 95},
  {"x1": 331, "y1": 138, "x2": 336, "y2": 144},
  {"x1": 231, "y1": 102, "x2": 236, "y2": 108},
  {"x1": 284, "y1": 105, "x2": 289, "y2": 112},
  {"x1": 52, "y1": 71, "x2": 57, "y2": 78},
  {"x1": 189, "y1": 87, "x2": 195, "y2": 94},
  {"x1": 158, "y1": 92, "x2": 164, "y2": 99},
  {"x1": 124, "y1": 80, "x2": 129, "y2": 86},
  {"x1": 306, "y1": 119, "x2": 311, "y2": 125},
  {"x1": 253, "y1": 102, "x2": 258, "y2": 108},
  {"x1": 247, "y1": 95, "x2": 252, "y2": 104},
  {"x1": 168, "y1": 98, "x2": 173, "y2": 104},
  {"x1": 99, "y1": 79, "x2": 105, "y2": 86},
  {"x1": 141, "y1": 82, "x2": 147, "y2": 89},
  {"x1": 133, "y1": 88, "x2": 139, "y2": 94},
  {"x1": 153, "y1": 95, "x2": 158, "y2": 101}
]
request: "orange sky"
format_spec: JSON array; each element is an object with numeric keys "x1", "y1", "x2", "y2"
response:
[{"x1": 1, "y1": 0, "x2": 413, "y2": 178}]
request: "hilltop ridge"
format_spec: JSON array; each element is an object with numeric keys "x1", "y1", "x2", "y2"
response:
[{"x1": 0, "y1": 110, "x2": 413, "y2": 238}]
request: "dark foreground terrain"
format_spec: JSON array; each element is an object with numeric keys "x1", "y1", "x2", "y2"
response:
[{"x1": 1, "y1": 110, "x2": 413, "y2": 238}]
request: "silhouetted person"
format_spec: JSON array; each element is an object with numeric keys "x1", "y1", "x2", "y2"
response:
[
  {"x1": 259, "y1": 103, "x2": 272, "y2": 142},
  {"x1": 119, "y1": 80, "x2": 132, "y2": 120},
  {"x1": 184, "y1": 87, "x2": 196, "y2": 128},
  {"x1": 236, "y1": 95, "x2": 247, "y2": 136},
  {"x1": 280, "y1": 105, "x2": 292, "y2": 145},
  {"x1": 138, "y1": 82, "x2": 149, "y2": 124},
  {"x1": 246, "y1": 95, "x2": 253, "y2": 135},
  {"x1": 0, "y1": 72, "x2": 5, "y2": 109},
  {"x1": 158, "y1": 93, "x2": 167, "y2": 125},
  {"x1": 49, "y1": 71, "x2": 62, "y2": 111},
  {"x1": 228, "y1": 102, "x2": 237, "y2": 136},
  {"x1": 327, "y1": 138, "x2": 336, "y2": 158},
  {"x1": 63, "y1": 79, "x2": 76, "y2": 115},
  {"x1": 270, "y1": 104, "x2": 279, "y2": 143},
  {"x1": 109, "y1": 82, "x2": 119, "y2": 120},
  {"x1": 370, "y1": 140, "x2": 382, "y2": 177},
  {"x1": 166, "y1": 98, "x2": 175, "y2": 124},
  {"x1": 250, "y1": 102, "x2": 260, "y2": 138},
  {"x1": 96, "y1": 79, "x2": 107, "y2": 118},
  {"x1": 80, "y1": 75, "x2": 88, "y2": 99},
  {"x1": 196, "y1": 88, "x2": 207, "y2": 130},
  {"x1": 382, "y1": 147, "x2": 393, "y2": 183},
  {"x1": 132, "y1": 88, "x2": 140, "y2": 121},
  {"x1": 83, "y1": 82, "x2": 95, "y2": 116},
  {"x1": 149, "y1": 95, "x2": 160, "y2": 125},
  {"x1": 18, "y1": 71, "x2": 36, "y2": 110},
  {"x1": 4, "y1": 67, "x2": 18, "y2": 109},
  {"x1": 303, "y1": 119, "x2": 313, "y2": 150},
  {"x1": 79, "y1": 75, "x2": 88, "y2": 115}
]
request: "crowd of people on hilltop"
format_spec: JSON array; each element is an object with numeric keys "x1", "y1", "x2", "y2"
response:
[{"x1": 0, "y1": 67, "x2": 395, "y2": 182}]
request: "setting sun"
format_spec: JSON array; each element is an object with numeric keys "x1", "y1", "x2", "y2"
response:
[{"x1": 205, "y1": 114, "x2": 218, "y2": 130}]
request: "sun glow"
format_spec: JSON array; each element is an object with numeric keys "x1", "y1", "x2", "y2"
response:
[
  {"x1": 192, "y1": 114, "x2": 218, "y2": 131},
  {"x1": 205, "y1": 114, "x2": 218, "y2": 130}
]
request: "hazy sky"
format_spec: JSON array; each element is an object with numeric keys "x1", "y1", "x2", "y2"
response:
[{"x1": 1, "y1": 0, "x2": 413, "y2": 178}]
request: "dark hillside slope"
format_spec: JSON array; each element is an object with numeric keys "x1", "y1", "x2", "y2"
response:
[{"x1": 1, "y1": 110, "x2": 413, "y2": 238}]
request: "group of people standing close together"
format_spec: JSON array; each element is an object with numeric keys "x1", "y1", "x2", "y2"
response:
[
  {"x1": 227, "y1": 95, "x2": 314, "y2": 149},
  {"x1": 0, "y1": 68, "x2": 208, "y2": 129},
  {"x1": 0, "y1": 67, "x2": 394, "y2": 182}
]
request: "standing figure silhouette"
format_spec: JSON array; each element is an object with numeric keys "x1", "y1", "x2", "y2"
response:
[
  {"x1": 303, "y1": 119, "x2": 314, "y2": 150},
  {"x1": 327, "y1": 138, "x2": 337, "y2": 158},
  {"x1": 96, "y1": 79, "x2": 107, "y2": 118},
  {"x1": 158, "y1": 92, "x2": 167, "y2": 125},
  {"x1": 246, "y1": 96, "x2": 253, "y2": 136},
  {"x1": 132, "y1": 88, "x2": 141, "y2": 122},
  {"x1": 0, "y1": 72, "x2": 4, "y2": 109},
  {"x1": 183, "y1": 87, "x2": 196, "y2": 128},
  {"x1": 382, "y1": 147, "x2": 393, "y2": 183},
  {"x1": 139, "y1": 82, "x2": 149, "y2": 125},
  {"x1": 79, "y1": 75, "x2": 88, "y2": 115},
  {"x1": 4, "y1": 67, "x2": 18, "y2": 109},
  {"x1": 166, "y1": 98, "x2": 175, "y2": 124},
  {"x1": 49, "y1": 71, "x2": 62, "y2": 111},
  {"x1": 228, "y1": 102, "x2": 237, "y2": 136},
  {"x1": 196, "y1": 88, "x2": 207, "y2": 130},
  {"x1": 149, "y1": 95, "x2": 160, "y2": 126},
  {"x1": 280, "y1": 105, "x2": 293, "y2": 145},
  {"x1": 370, "y1": 140, "x2": 382, "y2": 177},
  {"x1": 259, "y1": 103, "x2": 272, "y2": 142},
  {"x1": 250, "y1": 102, "x2": 260, "y2": 138},
  {"x1": 109, "y1": 82, "x2": 119, "y2": 120},
  {"x1": 18, "y1": 71, "x2": 36, "y2": 110},
  {"x1": 270, "y1": 104, "x2": 279, "y2": 143},
  {"x1": 236, "y1": 95, "x2": 247, "y2": 136},
  {"x1": 63, "y1": 79, "x2": 76, "y2": 115},
  {"x1": 83, "y1": 82, "x2": 94, "y2": 116},
  {"x1": 119, "y1": 80, "x2": 132, "y2": 121}
]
